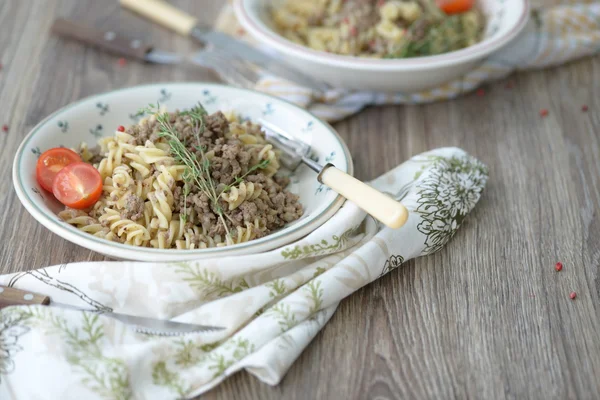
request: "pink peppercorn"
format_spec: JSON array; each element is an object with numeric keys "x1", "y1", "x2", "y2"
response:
[{"x1": 555, "y1": 262, "x2": 563, "y2": 272}]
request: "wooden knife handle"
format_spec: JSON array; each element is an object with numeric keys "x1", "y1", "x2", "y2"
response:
[
  {"x1": 0, "y1": 286, "x2": 50, "y2": 309},
  {"x1": 120, "y1": 0, "x2": 198, "y2": 36},
  {"x1": 50, "y1": 18, "x2": 153, "y2": 61}
]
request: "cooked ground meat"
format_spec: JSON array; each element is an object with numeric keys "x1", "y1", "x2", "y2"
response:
[
  {"x1": 273, "y1": 0, "x2": 485, "y2": 58},
  {"x1": 59, "y1": 106, "x2": 303, "y2": 249},
  {"x1": 339, "y1": 0, "x2": 379, "y2": 32},
  {"x1": 205, "y1": 112, "x2": 229, "y2": 137},
  {"x1": 274, "y1": 175, "x2": 290, "y2": 188},
  {"x1": 128, "y1": 110, "x2": 233, "y2": 147},
  {"x1": 64, "y1": 106, "x2": 304, "y2": 249},
  {"x1": 89, "y1": 154, "x2": 104, "y2": 164},
  {"x1": 125, "y1": 109, "x2": 305, "y2": 245},
  {"x1": 120, "y1": 195, "x2": 144, "y2": 221}
]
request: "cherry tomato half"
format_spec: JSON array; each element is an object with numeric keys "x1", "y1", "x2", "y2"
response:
[
  {"x1": 36, "y1": 148, "x2": 82, "y2": 192},
  {"x1": 436, "y1": 0, "x2": 474, "y2": 14},
  {"x1": 52, "y1": 162, "x2": 103, "y2": 210}
]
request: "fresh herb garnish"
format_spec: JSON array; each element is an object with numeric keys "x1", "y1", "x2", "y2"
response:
[
  {"x1": 139, "y1": 103, "x2": 271, "y2": 237},
  {"x1": 140, "y1": 103, "x2": 229, "y2": 234},
  {"x1": 386, "y1": 14, "x2": 469, "y2": 59},
  {"x1": 220, "y1": 159, "x2": 271, "y2": 195}
]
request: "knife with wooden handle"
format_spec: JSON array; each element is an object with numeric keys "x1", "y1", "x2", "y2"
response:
[
  {"x1": 50, "y1": 18, "x2": 182, "y2": 64},
  {"x1": 119, "y1": 0, "x2": 331, "y2": 92},
  {"x1": 0, "y1": 285, "x2": 50, "y2": 307},
  {"x1": 121, "y1": 0, "x2": 197, "y2": 36},
  {"x1": 0, "y1": 285, "x2": 224, "y2": 336}
]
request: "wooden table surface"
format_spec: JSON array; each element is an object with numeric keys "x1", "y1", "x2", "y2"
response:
[{"x1": 1, "y1": 1, "x2": 599, "y2": 399}]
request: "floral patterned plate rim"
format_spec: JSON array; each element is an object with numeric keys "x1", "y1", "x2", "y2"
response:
[{"x1": 12, "y1": 83, "x2": 352, "y2": 262}]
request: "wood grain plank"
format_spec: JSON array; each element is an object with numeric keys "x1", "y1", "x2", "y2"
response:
[{"x1": 0, "y1": 1, "x2": 599, "y2": 399}]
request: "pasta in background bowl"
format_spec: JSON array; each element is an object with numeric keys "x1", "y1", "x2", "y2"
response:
[
  {"x1": 13, "y1": 83, "x2": 351, "y2": 262},
  {"x1": 234, "y1": 0, "x2": 530, "y2": 92},
  {"x1": 272, "y1": 0, "x2": 485, "y2": 58}
]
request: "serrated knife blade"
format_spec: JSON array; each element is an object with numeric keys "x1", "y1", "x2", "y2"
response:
[
  {"x1": 0, "y1": 285, "x2": 224, "y2": 336},
  {"x1": 52, "y1": 301, "x2": 224, "y2": 336}
]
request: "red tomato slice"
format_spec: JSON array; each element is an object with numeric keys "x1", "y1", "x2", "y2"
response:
[
  {"x1": 436, "y1": 0, "x2": 474, "y2": 14},
  {"x1": 52, "y1": 162, "x2": 103, "y2": 209},
  {"x1": 36, "y1": 148, "x2": 82, "y2": 192}
]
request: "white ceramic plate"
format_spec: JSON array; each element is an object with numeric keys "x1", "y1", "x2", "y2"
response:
[
  {"x1": 12, "y1": 83, "x2": 352, "y2": 261},
  {"x1": 234, "y1": 0, "x2": 530, "y2": 92}
]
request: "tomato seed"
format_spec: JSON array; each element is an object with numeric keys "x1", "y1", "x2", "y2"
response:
[
  {"x1": 569, "y1": 292, "x2": 577, "y2": 300},
  {"x1": 555, "y1": 262, "x2": 563, "y2": 272}
]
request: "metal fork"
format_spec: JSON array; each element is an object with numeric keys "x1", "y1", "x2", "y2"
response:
[
  {"x1": 193, "y1": 49, "x2": 261, "y2": 90},
  {"x1": 194, "y1": 50, "x2": 408, "y2": 229}
]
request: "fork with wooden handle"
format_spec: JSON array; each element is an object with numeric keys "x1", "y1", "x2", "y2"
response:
[{"x1": 259, "y1": 120, "x2": 409, "y2": 229}]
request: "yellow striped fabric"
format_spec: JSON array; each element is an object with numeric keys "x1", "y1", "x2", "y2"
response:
[{"x1": 215, "y1": 2, "x2": 600, "y2": 121}]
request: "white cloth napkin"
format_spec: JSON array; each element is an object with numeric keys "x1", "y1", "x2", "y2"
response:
[
  {"x1": 214, "y1": 2, "x2": 600, "y2": 121},
  {"x1": 1, "y1": 147, "x2": 487, "y2": 399}
]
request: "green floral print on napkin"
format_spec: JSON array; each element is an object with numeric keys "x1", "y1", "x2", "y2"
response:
[
  {"x1": 174, "y1": 263, "x2": 250, "y2": 301},
  {"x1": 3, "y1": 307, "x2": 131, "y2": 400},
  {"x1": 416, "y1": 155, "x2": 488, "y2": 255},
  {"x1": 152, "y1": 361, "x2": 188, "y2": 399},
  {"x1": 0, "y1": 311, "x2": 30, "y2": 383},
  {"x1": 281, "y1": 225, "x2": 361, "y2": 260}
]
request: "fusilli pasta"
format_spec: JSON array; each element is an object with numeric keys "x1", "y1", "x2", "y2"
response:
[
  {"x1": 221, "y1": 181, "x2": 263, "y2": 210},
  {"x1": 60, "y1": 105, "x2": 304, "y2": 250},
  {"x1": 271, "y1": 0, "x2": 484, "y2": 58}
]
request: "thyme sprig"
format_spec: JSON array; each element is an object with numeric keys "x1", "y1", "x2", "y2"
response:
[
  {"x1": 385, "y1": 14, "x2": 470, "y2": 59},
  {"x1": 220, "y1": 159, "x2": 271, "y2": 195},
  {"x1": 138, "y1": 103, "x2": 271, "y2": 238},
  {"x1": 139, "y1": 103, "x2": 230, "y2": 235}
]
